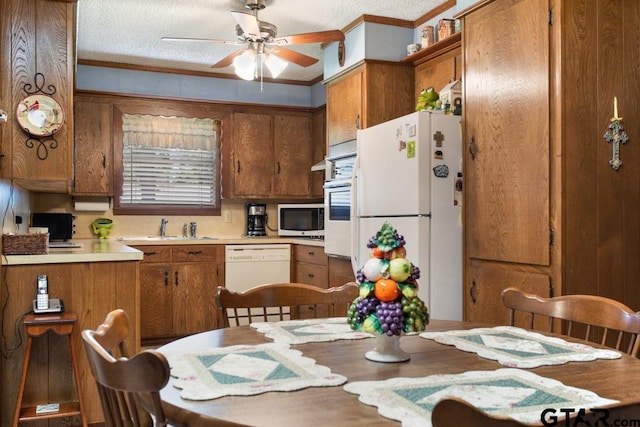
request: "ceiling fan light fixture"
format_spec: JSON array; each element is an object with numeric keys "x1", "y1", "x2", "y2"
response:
[
  {"x1": 264, "y1": 53, "x2": 288, "y2": 78},
  {"x1": 233, "y1": 49, "x2": 257, "y2": 80}
]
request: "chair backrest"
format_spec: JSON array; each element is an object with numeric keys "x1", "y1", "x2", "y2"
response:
[
  {"x1": 216, "y1": 282, "x2": 359, "y2": 327},
  {"x1": 81, "y1": 309, "x2": 170, "y2": 427},
  {"x1": 431, "y1": 397, "x2": 528, "y2": 427},
  {"x1": 431, "y1": 397, "x2": 640, "y2": 427},
  {"x1": 501, "y1": 287, "x2": 640, "y2": 356}
]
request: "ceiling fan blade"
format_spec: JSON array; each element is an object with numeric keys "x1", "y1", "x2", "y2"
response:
[
  {"x1": 211, "y1": 50, "x2": 245, "y2": 68},
  {"x1": 270, "y1": 47, "x2": 318, "y2": 68},
  {"x1": 162, "y1": 36, "x2": 236, "y2": 45},
  {"x1": 231, "y1": 10, "x2": 261, "y2": 38},
  {"x1": 274, "y1": 30, "x2": 345, "y2": 45}
]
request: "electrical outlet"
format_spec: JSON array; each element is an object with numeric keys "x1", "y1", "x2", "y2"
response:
[{"x1": 224, "y1": 211, "x2": 232, "y2": 223}]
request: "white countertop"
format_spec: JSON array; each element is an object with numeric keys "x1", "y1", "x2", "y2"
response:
[
  {"x1": 1, "y1": 237, "x2": 325, "y2": 265},
  {"x1": 2, "y1": 239, "x2": 144, "y2": 265}
]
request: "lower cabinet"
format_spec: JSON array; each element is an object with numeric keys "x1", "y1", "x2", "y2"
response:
[
  {"x1": 0, "y1": 260, "x2": 140, "y2": 426},
  {"x1": 134, "y1": 245, "x2": 224, "y2": 344},
  {"x1": 293, "y1": 244, "x2": 328, "y2": 287},
  {"x1": 328, "y1": 256, "x2": 356, "y2": 287},
  {"x1": 465, "y1": 262, "x2": 550, "y2": 326}
]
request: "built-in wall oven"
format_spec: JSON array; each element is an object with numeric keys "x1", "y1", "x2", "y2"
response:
[{"x1": 323, "y1": 140, "x2": 356, "y2": 258}]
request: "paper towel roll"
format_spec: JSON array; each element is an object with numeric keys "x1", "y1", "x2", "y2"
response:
[{"x1": 74, "y1": 197, "x2": 110, "y2": 212}]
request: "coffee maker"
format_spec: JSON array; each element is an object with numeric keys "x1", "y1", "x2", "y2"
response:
[{"x1": 246, "y1": 203, "x2": 267, "y2": 236}]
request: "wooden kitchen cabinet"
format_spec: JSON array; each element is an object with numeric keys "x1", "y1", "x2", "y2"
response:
[
  {"x1": 328, "y1": 256, "x2": 355, "y2": 288},
  {"x1": 0, "y1": 260, "x2": 140, "y2": 426},
  {"x1": 227, "y1": 111, "x2": 317, "y2": 199},
  {"x1": 73, "y1": 97, "x2": 113, "y2": 195},
  {"x1": 459, "y1": 0, "x2": 640, "y2": 322},
  {"x1": 134, "y1": 245, "x2": 223, "y2": 344},
  {"x1": 325, "y1": 61, "x2": 414, "y2": 146},
  {"x1": 0, "y1": 0, "x2": 75, "y2": 193},
  {"x1": 293, "y1": 244, "x2": 328, "y2": 288}
]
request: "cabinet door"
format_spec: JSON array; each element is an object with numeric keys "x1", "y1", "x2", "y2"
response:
[
  {"x1": 172, "y1": 263, "x2": 217, "y2": 336},
  {"x1": 231, "y1": 112, "x2": 274, "y2": 197},
  {"x1": 328, "y1": 257, "x2": 356, "y2": 287},
  {"x1": 466, "y1": 263, "x2": 550, "y2": 325},
  {"x1": 140, "y1": 264, "x2": 173, "y2": 338},
  {"x1": 463, "y1": 0, "x2": 550, "y2": 266},
  {"x1": 273, "y1": 114, "x2": 313, "y2": 197},
  {"x1": 310, "y1": 108, "x2": 326, "y2": 197},
  {"x1": 326, "y1": 69, "x2": 362, "y2": 146},
  {"x1": 2, "y1": 0, "x2": 74, "y2": 191},
  {"x1": 74, "y1": 100, "x2": 113, "y2": 195}
]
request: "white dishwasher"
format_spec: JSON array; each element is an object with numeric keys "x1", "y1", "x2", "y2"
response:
[{"x1": 225, "y1": 244, "x2": 291, "y2": 292}]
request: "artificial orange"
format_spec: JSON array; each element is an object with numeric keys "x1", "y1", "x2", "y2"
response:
[
  {"x1": 374, "y1": 278, "x2": 400, "y2": 302},
  {"x1": 371, "y1": 247, "x2": 385, "y2": 259}
]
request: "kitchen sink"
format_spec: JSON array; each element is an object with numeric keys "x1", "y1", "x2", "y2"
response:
[{"x1": 117, "y1": 236, "x2": 218, "y2": 241}]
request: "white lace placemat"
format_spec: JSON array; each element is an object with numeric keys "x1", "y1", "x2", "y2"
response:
[
  {"x1": 251, "y1": 317, "x2": 374, "y2": 344},
  {"x1": 162, "y1": 343, "x2": 347, "y2": 400},
  {"x1": 343, "y1": 368, "x2": 618, "y2": 427},
  {"x1": 419, "y1": 326, "x2": 621, "y2": 368}
]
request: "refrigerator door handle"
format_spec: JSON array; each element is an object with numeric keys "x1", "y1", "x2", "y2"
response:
[{"x1": 350, "y1": 154, "x2": 360, "y2": 275}]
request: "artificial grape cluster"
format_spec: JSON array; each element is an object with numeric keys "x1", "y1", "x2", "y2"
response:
[
  {"x1": 347, "y1": 295, "x2": 380, "y2": 326},
  {"x1": 401, "y1": 296, "x2": 430, "y2": 333},
  {"x1": 408, "y1": 264, "x2": 421, "y2": 281},
  {"x1": 376, "y1": 300, "x2": 404, "y2": 336}
]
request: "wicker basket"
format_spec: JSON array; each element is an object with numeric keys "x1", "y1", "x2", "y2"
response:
[{"x1": 2, "y1": 233, "x2": 49, "y2": 255}]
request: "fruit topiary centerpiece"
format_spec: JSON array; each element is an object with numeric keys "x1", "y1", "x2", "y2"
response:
[{"x1": 347, "y1": 222, "x2": 430, "y2": 362}]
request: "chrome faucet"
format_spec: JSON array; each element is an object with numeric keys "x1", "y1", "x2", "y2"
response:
[
  {"x1": 160, "y1": 218, "x2": 168, "y2": 237},
  {"x1": 190, "y1": 222, "x2": 197, "y2": 238}
]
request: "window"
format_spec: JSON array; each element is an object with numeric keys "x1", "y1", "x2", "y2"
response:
[{"x1": 113, "y1": 112, "x2": 221, "y2": 215}]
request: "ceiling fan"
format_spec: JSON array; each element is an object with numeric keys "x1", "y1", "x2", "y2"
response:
[{"x1": 162, "y1": 0, "x2": 345, "y2": 80}]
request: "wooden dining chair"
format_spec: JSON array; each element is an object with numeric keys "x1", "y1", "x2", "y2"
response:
[
  {"x1": 216, "y1": 282, "x2": 359, "y2": 327},
  {"x1": 431, "y1": 397, "x2": 640, "y2": 427},
  {"x1": 81, "y1": 309, "x2": 170, "y2": 427},
  {"x1": 501, "y1": 287, "x2": 640, "y2": 356}
]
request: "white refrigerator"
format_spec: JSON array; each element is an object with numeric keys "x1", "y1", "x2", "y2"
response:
[{"x1": 351, "y1": 111, "x2": 463, "y2": 321}]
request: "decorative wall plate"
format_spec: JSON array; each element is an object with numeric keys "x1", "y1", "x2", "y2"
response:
[{"x1": 15, "y1": 94, "x2": 65, "y2": 137}]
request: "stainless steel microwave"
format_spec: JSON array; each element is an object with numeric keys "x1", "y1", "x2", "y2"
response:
[{"x1": 277, "y1": 204, "x2": 324, "y2": 237}]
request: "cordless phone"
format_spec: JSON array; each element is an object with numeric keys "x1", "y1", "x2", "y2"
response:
[
  {"x1": 33, "y1": 274, "x2": 64, "y2": 314},
  {"x1": 36, "y1": 274, "x2": 49, "y2": 310}
]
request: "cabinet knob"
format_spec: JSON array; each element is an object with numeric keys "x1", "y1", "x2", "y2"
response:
[
  {"x1": 164, "y1": 271, "x2": 169, "y2": 287},
  {"x1": 175, "y1": 271, "x2": 179, "y2": 286}
]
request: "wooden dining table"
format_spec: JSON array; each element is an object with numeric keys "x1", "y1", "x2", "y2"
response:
[{"x1": 156, "y1": 319, "x2": 640, "y2": 426}]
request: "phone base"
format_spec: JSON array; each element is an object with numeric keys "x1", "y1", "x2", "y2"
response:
[{"x1": 33, "y1": 298, "x2": 64, "y2": 314}]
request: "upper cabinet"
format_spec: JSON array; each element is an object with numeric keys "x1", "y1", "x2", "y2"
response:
[
  {"x1": 73, "y1": 97, "x2": 113, "y2": 195},
  {"x1": 0, "y1": 0, "x2": 75, "y2": 193},
  {"x1": 325, "y1": 61, "x2": 414, "y2": 146},
  {"x1": 225, "y1": 110, "x2": 321, "y2": 200}
]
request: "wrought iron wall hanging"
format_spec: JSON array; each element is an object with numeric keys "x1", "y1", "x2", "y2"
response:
[
  {"x1": 603, "y1": 97, "x2": 628, "y2": 170},
  {"x1": 15, "y1": 73, "x2": 65, "y2": 160}
]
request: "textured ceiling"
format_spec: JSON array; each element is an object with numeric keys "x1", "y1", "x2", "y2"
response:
[{"x1": 77, "y1": 0, "x2": 447, "y2": 82}]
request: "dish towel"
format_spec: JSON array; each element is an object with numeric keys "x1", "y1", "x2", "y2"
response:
[
  {"x1": 162, "y1": 342, "x2": 347, "y2": 400},
  {"x1": 251, "y1": 317, "x2": 373, "y2": 344},
  {"x1": 343, "y1": 368, "x2": 618, "y2": 427},
  {"x1": 420, "y1": 326, "x2": 621, "y2": 368}
]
